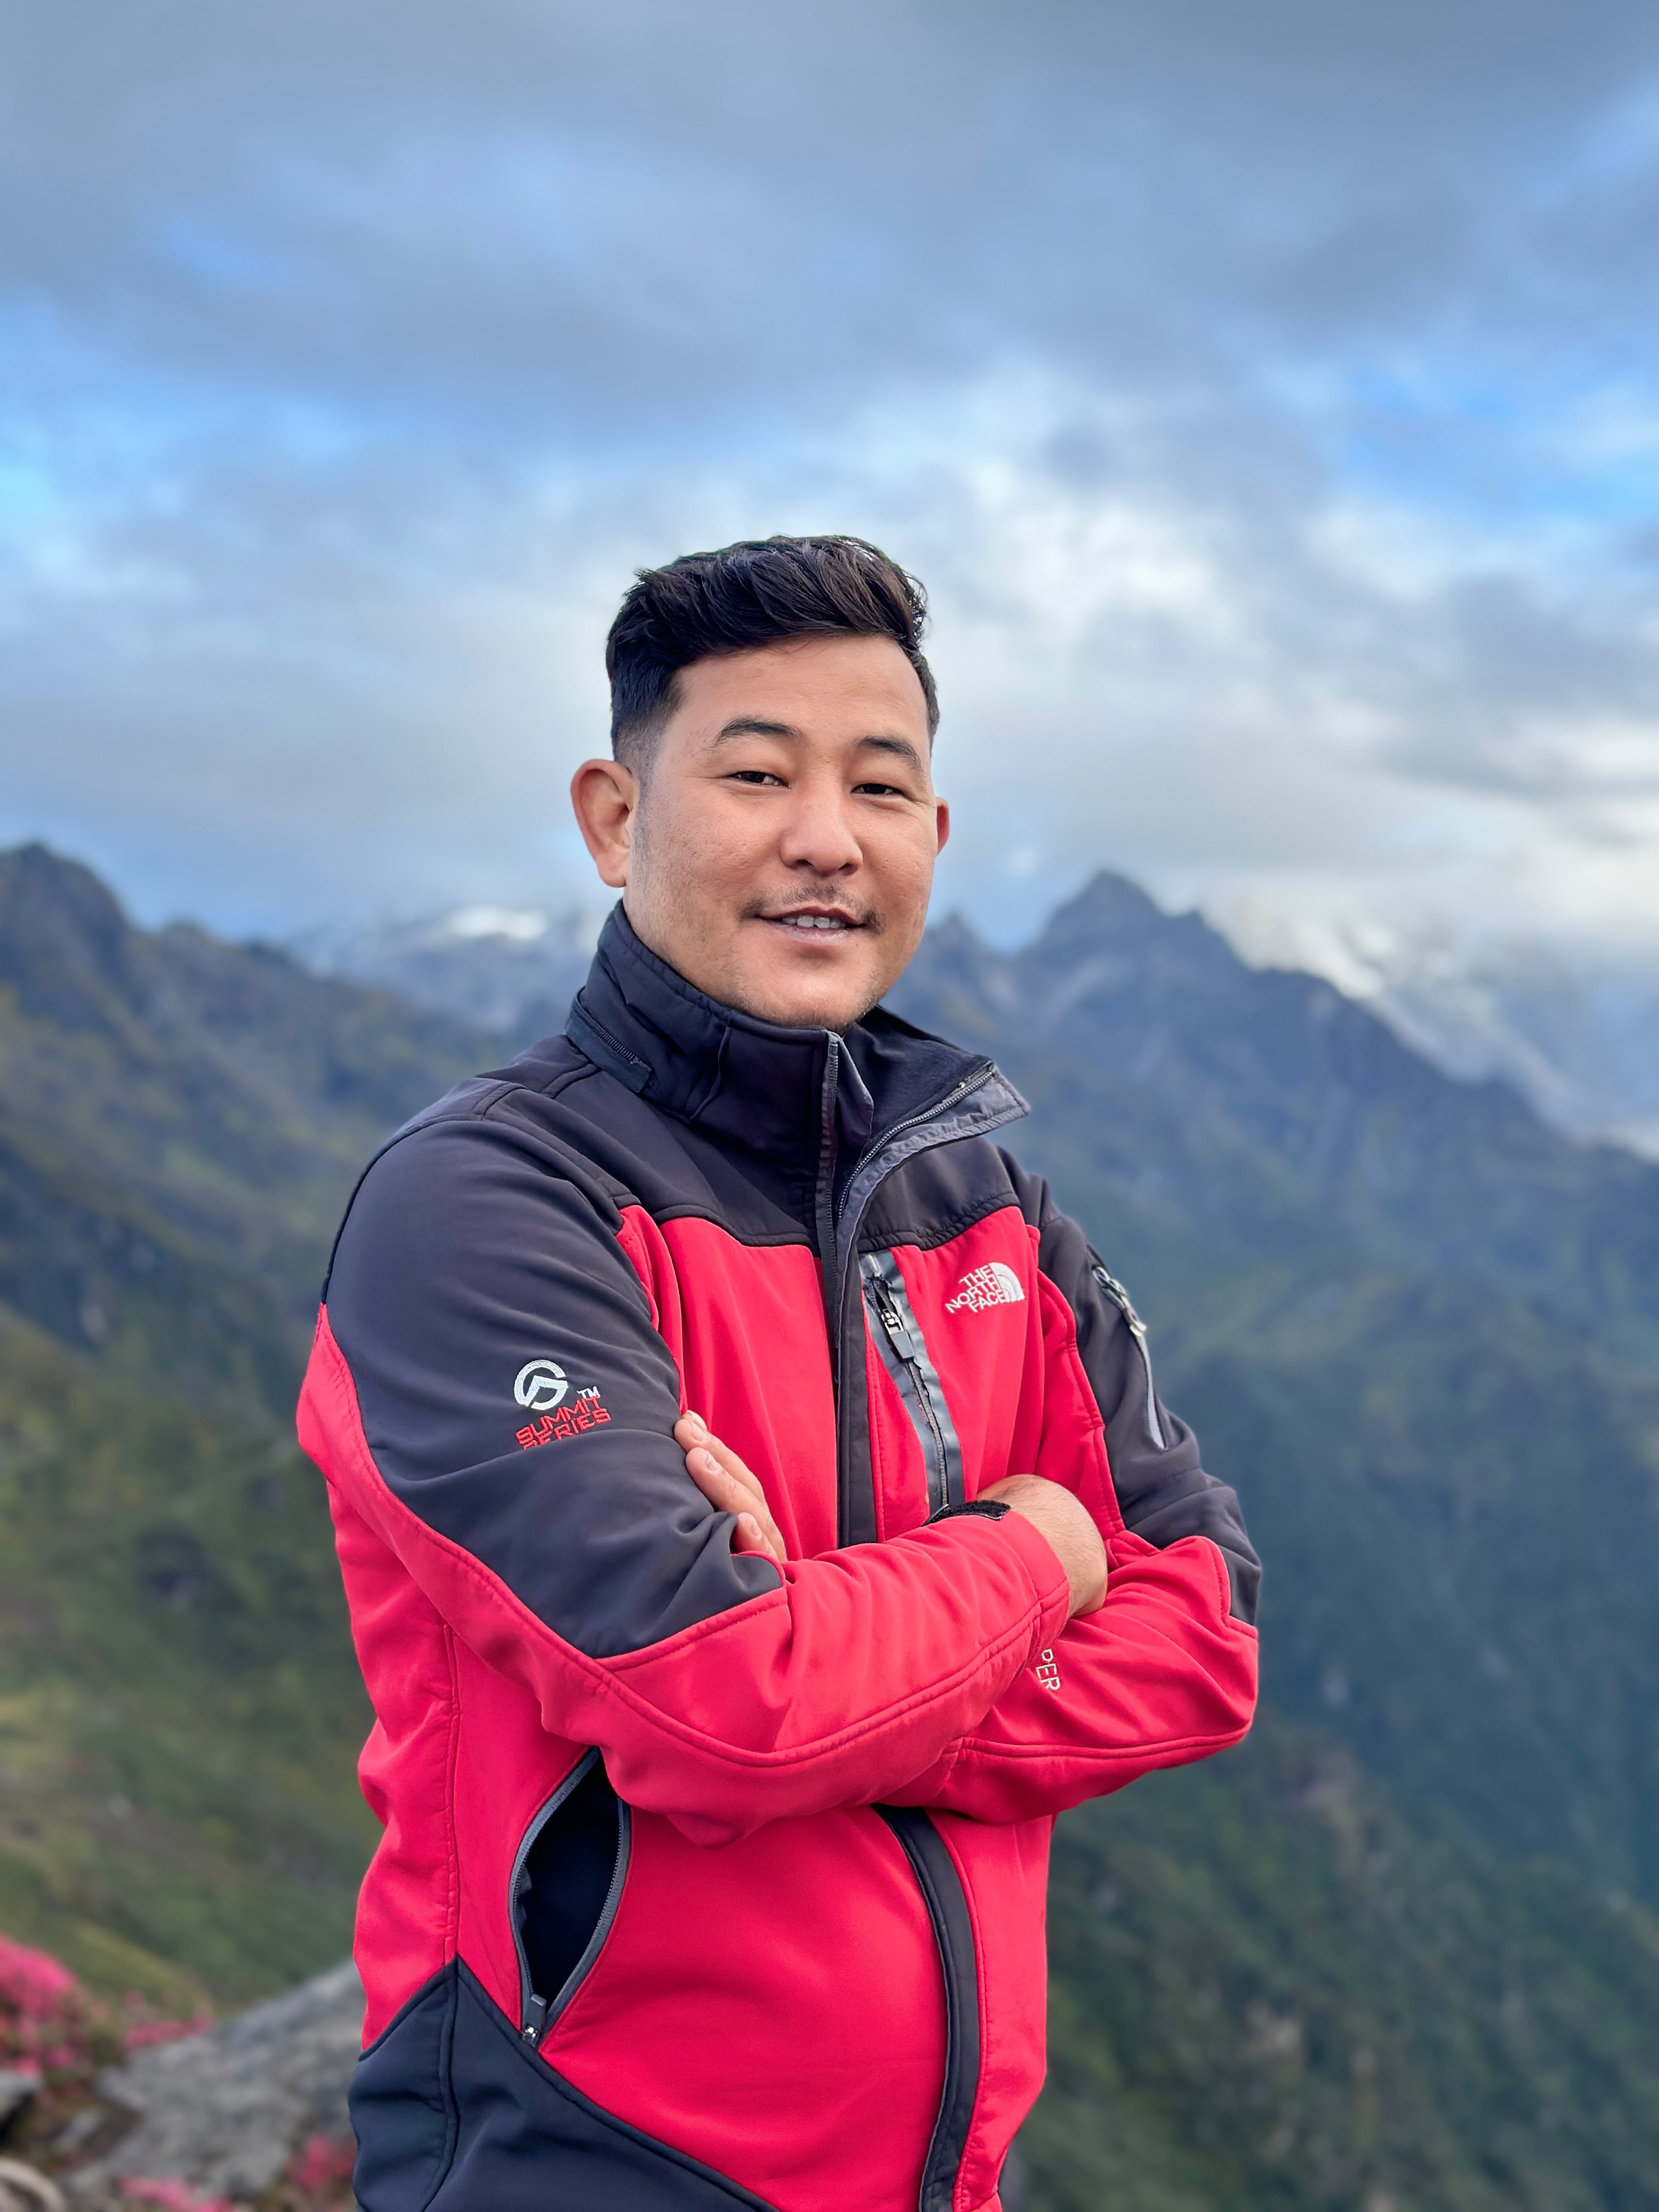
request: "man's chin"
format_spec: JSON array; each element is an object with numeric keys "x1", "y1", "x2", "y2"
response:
[{"x1": 718, "y1": 959, "x2": 883, "y2": 1034}]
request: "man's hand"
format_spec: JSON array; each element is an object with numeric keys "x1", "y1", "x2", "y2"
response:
[
  {"x1": 978, "y1": 1474, "x2": 1108, "y2": 1619},
  {"x1": 680, "y1": 1418, "x2": 1106, "y2": 1617},
  {"x1": 676, "y1": 1413, "x2": 787, "y2": 1565}
]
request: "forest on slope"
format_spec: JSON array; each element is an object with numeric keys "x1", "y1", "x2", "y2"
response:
[{"x1": 3, "y1": 842, "x2": 1658, "y2": 2209}]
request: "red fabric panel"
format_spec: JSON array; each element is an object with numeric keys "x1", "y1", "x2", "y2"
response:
[
  {"x1": 320, "y1": 1477, "x2": 460, "y2": 2045},
  {"x1": 904, "y1": 1530, "x2": 1257, "y2": 1824},
  {"x1": 546, "y1": 1805, "x2": 945, "y2": 2212},
  {"x1": 447, "y1": 1636, "x2": 587, "y2": 2030},
  {"x1": 1027, "y1": 1255, "x2": 1125, "y2": 1532},
  {"x1": 627, "y1": 1210, "x2": 842, "y2": 1560},
  {"x1": 313, "y1": 1359, "x2": 594, "y2": 2042}
]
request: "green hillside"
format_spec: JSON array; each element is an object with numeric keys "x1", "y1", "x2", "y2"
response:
[
  {"x1": 1028, "y1": 1722, "x2": 1659, "y2": 2212},
  {"x1": 6, "y1": 843, "x2": 1659, "y2": 2207},
  {"x1": 0, "y1": 845, "x2": 471, "y2": 2005},
  {"x1": 0, "y1": 1311, "x2": 373, "y2": 2007}
]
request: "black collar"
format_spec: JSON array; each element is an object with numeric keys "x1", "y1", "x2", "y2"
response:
[{"x1": 566, "y1": 904, "x2": 1010, "y2": 1174}]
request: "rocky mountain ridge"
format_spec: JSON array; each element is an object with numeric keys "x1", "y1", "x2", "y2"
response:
[{"x1": 1219, "y1": 900, "x2": 1659, "y2": 1159}]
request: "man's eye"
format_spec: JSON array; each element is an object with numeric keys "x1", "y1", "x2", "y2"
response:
[
  {"x1": 727, "y1": 770, "x2": 785, "y2": 786},
  {"x1": 854, "y1": 781, "x2": 907, "y2": 798}
]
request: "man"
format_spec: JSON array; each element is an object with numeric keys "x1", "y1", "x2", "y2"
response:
[{"x1": 300, "y1": 535, "x2": 1259, "y2": 2212}]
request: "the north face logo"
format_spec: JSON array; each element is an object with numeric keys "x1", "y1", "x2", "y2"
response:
[{"x1": 945, "y1": 1261, "x2": 1026, "y2": 1314}]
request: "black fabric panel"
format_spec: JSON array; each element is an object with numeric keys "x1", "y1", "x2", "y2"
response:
[
  {"x1": 519, "y1": 1757, "x2": 621, "y2": 2009},
  {"x1": 353, "y1": 1960, "x2": 781, "y2": 2211},
  {"x1": 504, "y1": 1062, "x2": 821, "y2": 1248},
  {"x1": 351, "y1": 1967, "x2": 460, "y2": 2211},
  {"x1": 326, "y1": 1113, "x2": 780, "y2": 1658},
  {"x1": 547, "y1": 906, "x2": 1017, "y2": 1246},
  {"x1": 875, "y1": 1809, "x2": 980, "y2": 2212},
  {"x1": 859, "y1": 1137, "x2": 1030, "y2": 1259},
  {"x1": 1001, "y1": 1158, "x2": 1263, "y2": 1624},
  {"x1": 573, "y1": 904, "x2": 989, "y2": 1169},
  {"x1": 348, "y1": 912, "x2": 1023, "y2": 1261}
]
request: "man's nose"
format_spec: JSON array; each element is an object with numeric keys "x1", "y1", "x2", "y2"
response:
[{"x1": 776, "y1": 785, "x2": 861, "y2": 874}]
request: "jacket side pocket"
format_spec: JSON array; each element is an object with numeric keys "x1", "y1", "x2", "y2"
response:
[{"x1": 513, "y1": 1750, "x2": 630, "y2": 2045}]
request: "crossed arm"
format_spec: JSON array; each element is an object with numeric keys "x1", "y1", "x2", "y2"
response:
[
  {"x1": 676, "y1": 1410, "x2": 1110, "y2": 1622},
  {"x1": 675, "y1": 1407, "x2": 1256, "y2": 1826}
]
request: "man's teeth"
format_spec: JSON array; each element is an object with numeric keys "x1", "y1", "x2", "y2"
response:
[{"x1": 777, "y1": 914, "x2": 851, "y2": 931}]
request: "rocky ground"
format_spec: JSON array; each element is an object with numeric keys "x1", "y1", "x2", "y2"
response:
[{"x1": 0, "y1": 1963, "x2": 359, "y2": 2212}]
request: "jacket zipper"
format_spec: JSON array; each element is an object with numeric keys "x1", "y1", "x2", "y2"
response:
[
  {"x1": 808, "y1": 1051, "x2": 1020, "y2": 2200},
  {"x1": 510, "y1": 1750, "x2": 633, "y2": 2047},
  {"x1": 860, "y1": 1251, "x2": 963, "y2": 1517},
  {"x1": 876, "y1": 1808, "x2": 981, "y2": 2212},
  {"x1": 814, "y1": 1034, "x2": 844, "y2": 1365},
  {"x1": 1091, "y1": 1263, "x2": 1166, "y2": 1449}
]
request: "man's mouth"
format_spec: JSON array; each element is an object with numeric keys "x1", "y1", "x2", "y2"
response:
[{"x1": 759, "y1": 907, "x2": 867, "y2": 935}]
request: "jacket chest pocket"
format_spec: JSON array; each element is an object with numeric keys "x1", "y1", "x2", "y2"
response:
[{"x1": 861, "y1": 1249, "x2": 965, "y2": 1523}]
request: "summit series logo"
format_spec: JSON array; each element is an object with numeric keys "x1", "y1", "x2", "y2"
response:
[
  {"x1": 945, "y1": 1261, "x2": 1026, "y2": 1314},
  {"x1": 514, "y1": 1359, "x2": 568, "y2": 1412},
  {"x1": 512, "y1": 1356, "x2": 613, "y2": 1448}
]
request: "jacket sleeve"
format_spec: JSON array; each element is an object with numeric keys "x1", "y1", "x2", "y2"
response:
[
  {"x1": 887, "y1": 1181, "x2": 1259, "y2": 1824},
  {"x1": 299, "y1": 1109, "x2": 1073, "y2": 1847}
]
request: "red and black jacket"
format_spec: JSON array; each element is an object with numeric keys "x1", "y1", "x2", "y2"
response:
[{"x1": 298, "y1": 907, "x2": 1259, "y2": 2212}]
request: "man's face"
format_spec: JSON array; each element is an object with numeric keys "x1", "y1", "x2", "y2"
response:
[{"x1": 572, "y1": 634, "x2": 949, "y2": 1030}]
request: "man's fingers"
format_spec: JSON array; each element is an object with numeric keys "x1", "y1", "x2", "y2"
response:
[
  {"x1": 685, "y1": 1444, "x2": 742, "y2": 1510},
  {"x1": 678, "y1": 1414, "x2": 788, "y2": 1561},
  {"x1": 732, "y1": 1512, "x2": 777, "y2": 1560},
  {"x1": 678, "y1": 1415, "x2": 762, "y2": 1497},
  {"x1": 682, "y1": 1441, "x2": 786, "y2": 1564}
]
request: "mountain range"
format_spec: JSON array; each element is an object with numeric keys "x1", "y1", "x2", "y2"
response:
[
  {"x1": 301, "y1": 890, "x2": 1659, "y2": 1161},
  {"x1": 291, "y1": 901, "x2": 597, "y2": 1038},
  {"x1": 1207, "y1": 902, "x2": 1659, "y2": 1162},
  {"x1": 5, "y1": 840, "x2": 1659, "y2": 2209}
]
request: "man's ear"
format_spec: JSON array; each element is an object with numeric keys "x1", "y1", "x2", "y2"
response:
[{"x1": 570, "y1": 758, "x2": 640, "y2": 889}]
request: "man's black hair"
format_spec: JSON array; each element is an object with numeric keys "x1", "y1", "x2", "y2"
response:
[{"x1": 606, "y1": 534, "x2": 939, "y2": 768}]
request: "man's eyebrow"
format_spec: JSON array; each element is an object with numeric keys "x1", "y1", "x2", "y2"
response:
[
  {"x1": 712, "y1": 716, "x2": 799, "y2": 742},
  {"x1": 857, "y1": 733, "x2": 925, "y2": 770},
  {"x1": 710, "y1": 718, "x2": 924, "y2": 770}
]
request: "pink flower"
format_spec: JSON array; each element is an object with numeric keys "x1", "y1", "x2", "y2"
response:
[
  {"x1": 123, "y1": 2008, "x2": 213, "y2": 2052},
  {"x1": 290, "y1": 2133, "x2": 356, "y2": 2190},
  {"x1": 0, "y1": 1936, "x2": 76, "y2": 2017}
]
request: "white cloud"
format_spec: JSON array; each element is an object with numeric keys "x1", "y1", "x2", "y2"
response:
[{"x1": 7, "y1": 0, "x2": 1659, "y2": 964}]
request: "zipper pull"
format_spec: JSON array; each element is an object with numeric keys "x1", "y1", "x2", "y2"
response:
[
  {"x1": 862, "y1": 1262, "x2": 917, "y2": 1358},
  {"x1": 523, "y1": 1993, "x2": 550, "y2": 2046},
  {"x1": 1092, "y1": 1265, "x2": 1166, "y2": 1449},
  {"x1": 879, "y1": 1304, "x2": 917, "y2": 1359},
  {"x1": 1093, "y1": 1265, "x2": 1146, "y2": 1338}
]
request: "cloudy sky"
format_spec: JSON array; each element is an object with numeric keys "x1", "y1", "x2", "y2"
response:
[{"x1": 7, "y1": 0, "x2": 1659, "y2": 958}]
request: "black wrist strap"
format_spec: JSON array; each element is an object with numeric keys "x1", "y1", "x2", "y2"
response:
[{"x1": 926, "y1": 1499, "x2": 1013, "y2": 1525}]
